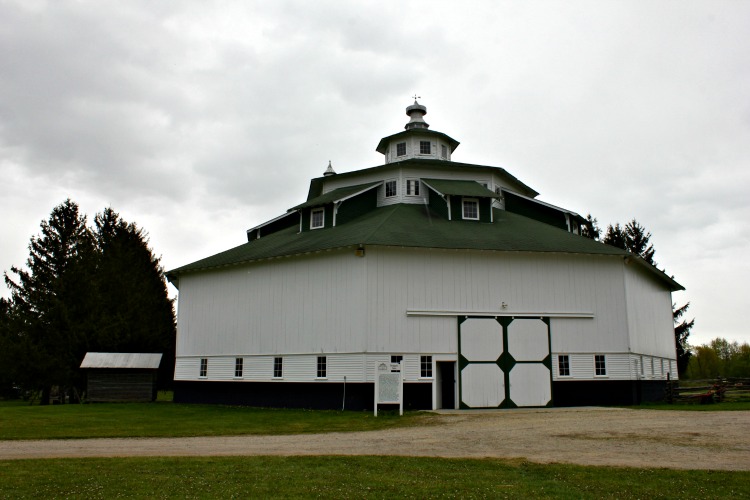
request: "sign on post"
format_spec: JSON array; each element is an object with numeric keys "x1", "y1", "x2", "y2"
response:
[{"x1": 374, "y1": 361, "x2": 403, "y2": 416}]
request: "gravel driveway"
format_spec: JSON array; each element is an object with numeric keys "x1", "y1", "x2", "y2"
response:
[{"x1": 2, "y1": 407, "x2": 748, "y2": 470}]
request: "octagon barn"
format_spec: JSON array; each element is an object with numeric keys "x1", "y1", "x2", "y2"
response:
[{"x1": 166, "y1": 101, "x2": 683, "y2": 410}]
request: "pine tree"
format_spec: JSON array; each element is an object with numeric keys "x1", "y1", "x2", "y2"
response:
[
  {"x1": 92, "y1": 208, "x2": 176, "y2": 385},
  {"x1": 602, "y1": 223, "x2": 626, "y2": 250},
  {"x1": 673, "y1": 302, "x2": 694, "y2": 376},
  {"x1": 3, "y1": 199, "x2": 96, "y2": 403},
  {"x1": 623, "y1": 219, "x2": 655, "y2": 265},
  {"x1": 581, "y1": 214, "x2": 600, "y2": 240}
]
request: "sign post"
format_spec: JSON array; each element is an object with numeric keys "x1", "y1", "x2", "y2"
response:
[{"x1": 374, "y1": 361, "x2": 403, "y2": 416}]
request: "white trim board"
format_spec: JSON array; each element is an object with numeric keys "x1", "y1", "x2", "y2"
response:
[{"x1": 406, "y1": 310, "x2": 594, "y2": 318}]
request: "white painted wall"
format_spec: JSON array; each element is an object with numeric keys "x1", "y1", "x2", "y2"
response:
[
  {"x1": 174, "y1": 246, "x2": 676, "y2": 384},
  {"x1": 623, "y1": 264, "x2": 677, "y2": 358}
]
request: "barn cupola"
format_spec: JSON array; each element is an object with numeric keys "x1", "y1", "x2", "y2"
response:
[{"x1": 376, "y1": 99, "x2": 460, "y2": 164}]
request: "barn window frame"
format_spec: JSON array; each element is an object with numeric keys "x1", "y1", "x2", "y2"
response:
[
  {"x1": 594, "y1": 354, "x2": 607, "y2": 377},
  {"x1": 396, "y1": 142, "x2": 406, "y2": 156},
  {"x1": 385, "y1": 179, "x2": 397, "y2": 198},
  {"x1": 462, "y1": 198, "x2": 479, "y2": 220},
  {"x1": 441, "y1": 144, "x2": 447, "y2": 159},
  {"x1": 391, "y1": 354, "x2": 403, "y2": 372},
  {"x1": 558, "y1": 355, "x2": 570, "y2": 377},
  {"x1": 310, "y1": 208, "x2": 325, "y2": 229},
  {"x1": 316, "y1": 356, "x2": 327, "y2": 379},
  {"x1": 273, "y1": 357, "x2": 283, "y2": 379},
  {"x1": 419, "y1": 141, "x2": 431, "y2": 155},
  {"x1": 234, "y1": 357, "x2": 243, "y2": 378},
  {"x1": 405, "y1": 179, "x2": 420, "y2": 196},
  {"x1": 420, "y1": 355, "x2": 433, "y2": 378},
  {"x1": 199, "y1": 358, "x2": 208, "y2": 378}
]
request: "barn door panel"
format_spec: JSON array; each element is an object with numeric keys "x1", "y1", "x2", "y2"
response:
[{"x1": 458, "y1": 316, "x2": 552, "y2": 409}]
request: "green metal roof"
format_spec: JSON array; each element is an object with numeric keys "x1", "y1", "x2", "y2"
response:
[
  {"x1": 291, "y1": 182, "x2": 381, "y2": 210},
  {"x1": 306, "y1": 158, "x2": 539, "y2": 199},
  {"x1": 166, "y1": 203, "x2": 683, "y2": 291},
  {"x1": 422, "y1": 178, "x2": 500, "y2": 198}
]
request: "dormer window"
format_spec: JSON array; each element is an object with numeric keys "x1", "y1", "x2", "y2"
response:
[
  {"x1": 385, "y1": 180, "x2": 397, "y2": 197},
  {"x1": 311, "y1": 208, "x2": 324, "y2": 229},
  {"x1": 420, "y1": 141, "x2": 431, "y2": 154},
  {"x1": 396, "y1": 142, "x2": 406, "y2": 156},
  {"x1": 462, "y1": 198, "x2": 479, "y2": 220},
  {"x1": 406, "y1": 179, "x2": 420, "y2": 196}
]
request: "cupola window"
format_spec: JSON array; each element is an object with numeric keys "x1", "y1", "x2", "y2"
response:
[
  {"x1": 441, "y1": 145, "x2": 447, "y2": 159},
  {"x1": 396, "y1": 142, "x2": 406, "y2": 156},
  {"x1": 420, "y1": 141, "x2": 431, "y2": 154}
]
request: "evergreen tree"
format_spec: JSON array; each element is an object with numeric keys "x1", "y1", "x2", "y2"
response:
[
  {"x1": 2, "y1": 200, "x2": 176, "y2": 401},
  {"x1": 92, "y1": 208, "x2": 176, "y2": 385},
  {"x1": 623, "y1": 219, "x2": 655, "y2": 265},
  {"x1": 602, "y1": 223, "x2": 626, "y2": 250},
  {"x1": 673, "y1": 302, "x2": 694, "y2": 376},
  {"x1": 3, "y1": 199, "x2": 96, "y2": 403},
  {"x1": 581, "y1": 214, "x2": 600, "y2": 240}
]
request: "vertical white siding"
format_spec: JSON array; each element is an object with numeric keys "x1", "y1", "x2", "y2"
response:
[{"x1": 624, "y1": 264, "x2": 677, "y2": 358}]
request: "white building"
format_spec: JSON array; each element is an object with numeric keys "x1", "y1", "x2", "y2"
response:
[{"x1": 166, "y1": 101, "x2": 683, "y2": 409}]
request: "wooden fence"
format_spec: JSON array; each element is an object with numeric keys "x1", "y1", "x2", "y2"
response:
[{"x1": 665, "y1": 377, "x2": 750, "y2": 404}]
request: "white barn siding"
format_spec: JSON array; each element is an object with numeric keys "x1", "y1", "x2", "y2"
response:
[
  {"x1": 174, "y1": 245, "x2": 675, "y2": 389},
  {"x1": 623, "y1": 264, "x2": 677, "y2": 359}
]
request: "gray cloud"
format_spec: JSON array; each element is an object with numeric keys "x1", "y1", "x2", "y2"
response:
[{"x1": 1, "y1": 0, "x2": 749, "y2": 346}]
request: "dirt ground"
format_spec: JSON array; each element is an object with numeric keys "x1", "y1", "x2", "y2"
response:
[{"x1": 1, "y1": 407, "x2": 748, "y2": 470}]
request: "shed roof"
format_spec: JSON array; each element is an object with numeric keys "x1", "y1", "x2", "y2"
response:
[
  {"x1": 422, "y1": 178, "x2": 500, "y2": 198},
  {"x1": 80, "y1": 352, "x2": 163, "y2": 370},
  {"x1": 291, "y1": 182, "x2": 381, "y2": 210}
]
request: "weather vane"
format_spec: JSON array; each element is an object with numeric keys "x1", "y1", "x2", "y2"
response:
[{"x1": 412, "y1": 94, "x2": 421, "y2": 101}]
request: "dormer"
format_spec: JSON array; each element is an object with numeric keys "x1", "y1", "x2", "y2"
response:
[{"x1": 376, "y1": 100, "x2": 460, "y2": 164}]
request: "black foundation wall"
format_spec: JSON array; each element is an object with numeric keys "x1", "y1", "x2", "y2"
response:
[
  {"x1": 174, "y1": 381, "x2": 432, "y2": 411},
  {"x1": 553, "y1": 380, "x2": 667, "y2": 406}
]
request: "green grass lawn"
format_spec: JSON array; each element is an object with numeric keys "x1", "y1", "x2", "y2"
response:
[
  {"x1": 0, "y1": 456, "x2": 746, "y2": 499},
  {"x1": 0, "y1": 400, "x2": 433, "y2": 440}
]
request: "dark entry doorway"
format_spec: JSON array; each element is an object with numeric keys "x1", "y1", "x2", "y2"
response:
[{"x1": 437, "y1": 361, "x2": 456, "y2": 409}]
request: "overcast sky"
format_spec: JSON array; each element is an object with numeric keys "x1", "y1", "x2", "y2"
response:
[{"x1": 1, "y1": 1, "x2": 748, "y2": 346}]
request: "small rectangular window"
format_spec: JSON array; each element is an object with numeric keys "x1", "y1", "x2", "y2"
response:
[
  {"x1": 385, "y1": 180, "x2": 397, "y2": 198},
  {"x1": 396, "y1": 142, "x2": 406, "y2": 156},
  {"x1": 558, "y1": 355, "x2": 570, "y2": 377},
  {"x1": 406, "y1": 179, "x2": 420, "y2": 196},
  {"x1": 441, "y1": 144, "x2": 447, "y2": 159},
  {"x1": 420, "y1": 141, "x2": 431, "y2": 154},
  {"x1": 199, "y1": 358, "x2": 208, "y2": 378},
  {"x1": 420, "y1": 355, "x2": 433, "y2": 378},
  {"x1": 234, "y1": 357, "x2": 243, "y2": 378},
  {"x1": 310, "y1": 208, "x2": 324, "y2": 229},
  {"x1": 595, "y1": 355, "x2": 607, "y2": 376},
  {"x1": 273, "y1": 357, "x2": 283, "y2": 378},
  {"x1": 650, "y1": 357, "x2": 654, "y2": 376},
  {"x1": 462, "y1": 199, "x2": 479, "y2": 220},
  {"x1": 317, "y1": 356, "x2": 327, "y2": 378},
  {"x1": 640, "y1": 355, "x2": 645, "y2": 375}
]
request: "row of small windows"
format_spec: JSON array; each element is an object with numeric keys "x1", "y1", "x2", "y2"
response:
[
  {"x1": 557, "y1": 354, "x2": 606, "y2": 376},
  {"x1": 557, "y1": 354, "x2": 673, "y2": 377},
  {"x1": 200, "y1": 356, "x2": 328, "y2": 379},
  {"x1": 394, "y1": 141, "x2": 448, "y2": 159},
  {"x1": 200, "y1": 355, "x2": 434, "y2": 379}
]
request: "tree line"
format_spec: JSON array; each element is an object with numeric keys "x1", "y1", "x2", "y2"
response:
[
  {"x1": 0, "y1": 199, "x2": 176, "y2": 403},
  {"x1": 583, "y1": 215, "x2": 694, "y2": 375},
  {"x1": 685, "y1": 338, "x2": 750, "y2": 379}
]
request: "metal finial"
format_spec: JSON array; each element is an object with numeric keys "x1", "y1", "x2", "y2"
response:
[{"x1": 412, "y1": 94, "x2": 421, "y2": 102}]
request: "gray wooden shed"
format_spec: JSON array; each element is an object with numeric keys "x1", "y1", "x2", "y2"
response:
[{"x1": 80, "y1": 352, "x2": 163, "y2": 402}]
